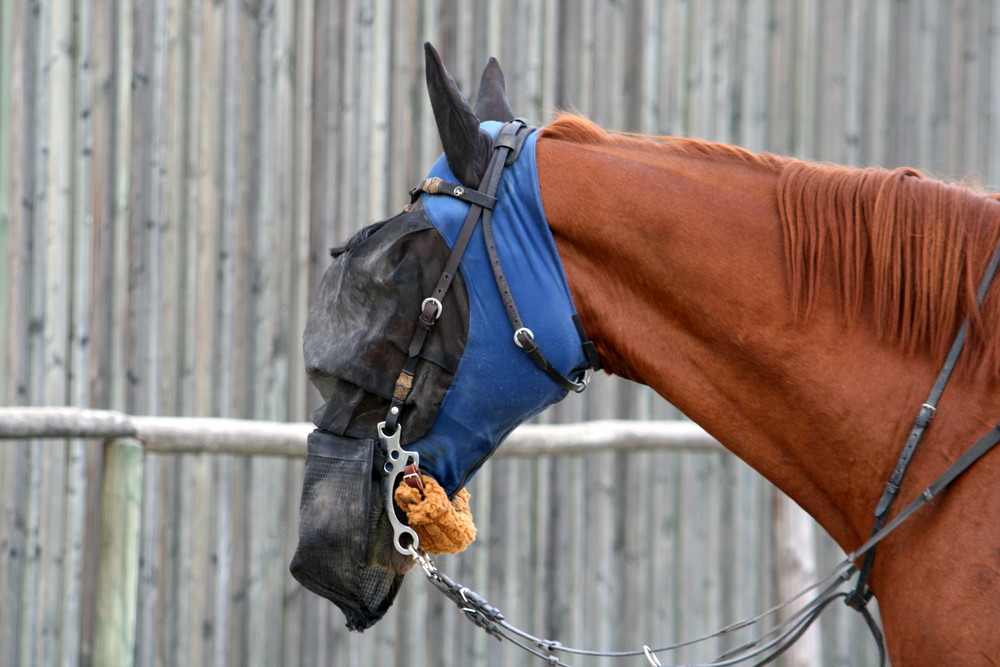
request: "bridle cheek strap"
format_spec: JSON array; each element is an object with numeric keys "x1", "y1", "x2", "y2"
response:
[
  {"x1": 384, "y1": 118, "x2": 600, "y2": 435},
  {"x1": 380, "y1": 120, "x2": 600, "y2": 556}
]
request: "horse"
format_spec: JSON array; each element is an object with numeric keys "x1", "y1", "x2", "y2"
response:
[{"x1": 292, "y1": 44, "x2": 1000, "y2": 665}]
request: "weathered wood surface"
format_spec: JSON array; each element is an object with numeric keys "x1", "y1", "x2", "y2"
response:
[
  {"x1": 92, "y1": 438, "x2": 144, "y2": 667},
  {"x1": 0, "y1": 407, "x2": 723, "y2": 456},
  {"x1": 3, "y1": 1, "x2": 998, "y2": 665}
]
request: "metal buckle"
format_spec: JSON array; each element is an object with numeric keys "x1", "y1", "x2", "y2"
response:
[
  {"x1": 421, "y1": 297, "x2": 443, "y2": 320},
  {"x1": 513, "y1": 327, "x2": 534, "y2": 348}
]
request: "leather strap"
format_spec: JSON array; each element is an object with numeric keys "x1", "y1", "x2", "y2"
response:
[
  {"x1": 480, "y1": 122, "x2": 594, "y2": 392},
  {"x1": 848, "y1": 237, "x2": 1000, "y2": 610},
  {"x1": 409, "y1": 177, "x2": 498, "y2": 210},
  {"x1": 384, "y1": 119, "x2": 601, "y2": 431},
  {"x1": 385, "y1": 147, "x2": 510, "y2": 432}
]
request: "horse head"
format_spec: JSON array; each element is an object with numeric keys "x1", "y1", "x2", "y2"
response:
[{"x1": 290, "y1": 44, "x2": 598, "y2": 631}]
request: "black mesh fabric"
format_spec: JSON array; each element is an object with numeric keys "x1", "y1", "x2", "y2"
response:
[
  {"x1": 302, "y1": 206, "x2": 469, "y2": 444},
  {"x1": 294, "y1": 207, "x2": 469, "y2": 630},
  {"x1": 289, "y1": 430, "x2": 403, "y2": 631}
]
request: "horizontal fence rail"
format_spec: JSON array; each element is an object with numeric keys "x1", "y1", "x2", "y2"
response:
[
  {"x1": 0, "y1": 410, "x2": 831, "y2": 667},
  {"x1": 0, "y1": 407, "x2": 723, "y2": 456},
  {"x1": 0, "y1": 411, "x2": 731, "y2": 667}
]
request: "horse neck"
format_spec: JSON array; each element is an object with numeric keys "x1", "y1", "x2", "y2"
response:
[{"x1": 536, "y1": 131, "x2": 942, "y2": 551}]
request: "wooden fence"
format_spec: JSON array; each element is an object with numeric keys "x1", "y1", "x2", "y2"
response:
[
  {"x1": 0, "y1": 408, "x2": 859, "y2": 667},
  {"x1": 3, "y1": 0, "x2": 998, "y2": 665}
]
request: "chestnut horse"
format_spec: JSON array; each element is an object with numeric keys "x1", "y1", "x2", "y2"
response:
[
  {"x1": 295, "y1": 45, "x2": 1000, "y2": 664},
  {"x1": 538, "y1": 117, "x2": 1000, "y2": 664}
]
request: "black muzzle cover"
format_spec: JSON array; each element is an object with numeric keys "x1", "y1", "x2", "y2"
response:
[
  {"x1": 289, "y1": 430, "x2": 402, "y2": 631},
  {"x1": 291, "y1": 206, "x2": 468, "y2": 630}
]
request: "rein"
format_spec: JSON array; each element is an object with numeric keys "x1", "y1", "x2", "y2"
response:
[
  {"x1": 377, "y1": 119, "x2": 1000, "y2": 665},
  {"x1": 401, "y1": 420, "x2": 1000, "y2": 667}
]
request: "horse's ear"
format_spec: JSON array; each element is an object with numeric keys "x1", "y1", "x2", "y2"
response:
[
  {"x1": 425, "y1": 42, "x2": 492, "y2": 189},
  {"x1": 473, "y1": 57, "x2": 515, "y2": 122}
]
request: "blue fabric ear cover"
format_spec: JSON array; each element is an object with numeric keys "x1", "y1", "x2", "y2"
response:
[{"x1": 411, "y1": 122, "x2": 590, "y2": 496}]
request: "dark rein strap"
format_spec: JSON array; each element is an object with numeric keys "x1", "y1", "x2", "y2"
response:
[
  {"x1": 398, "y1": 207, "x2": 1000, "y2": 666},
  {"x1": 846, "y1": 234, "x2": 1000, "y2": 619},
  {"x1": 407, "y1": 421, "x2": 1000, "y2": 667},
  {"x1": 383, "y1": 119, "x2": 600, "y2": 435}
]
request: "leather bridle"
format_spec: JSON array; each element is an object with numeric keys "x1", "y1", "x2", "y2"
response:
[{"x1": 379, "y1": 119, "x2": 601, "y2": 557}]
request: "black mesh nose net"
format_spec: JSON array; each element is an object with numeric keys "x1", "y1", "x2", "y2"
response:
[
  {"x1": 289, "y1": 430, "x2": 402, "y2": 631},
  {"x1": 291, "y1": 206, "x2": 469, "y2": 630}
]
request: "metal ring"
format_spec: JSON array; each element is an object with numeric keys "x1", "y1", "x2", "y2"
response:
[
  {"x1": 643, "y1": 646, "x2": 663, "y2": 667},
  {"x1": 421, "y1": 297, "x2": 443, "y2": 320},
  {"x1": 378, "y1": 420, "x2": 400, "y2": 440},
  {"x1": 513, "y1": 327, "x2": 534, "y2": 348}
]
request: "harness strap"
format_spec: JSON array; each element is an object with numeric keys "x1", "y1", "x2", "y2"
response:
[
  {"x1": 409, "y1": 177, "x2": 498, "y2": 210},
  {"x1": 848, "y1": 236, "x2": 1000, "y2": 611},
  {"x1": 384, "y1": 145, "x2": 510, "y2": 433},
  {"x1": 481, "y1": 121, "x2": 595, "y2": 393},
  {"x1": 406, "y1": 422, "x2": 1000, "y2": 666},
  {"x1": 385, "y1": 119, "x2": 601, "y2": 431}
]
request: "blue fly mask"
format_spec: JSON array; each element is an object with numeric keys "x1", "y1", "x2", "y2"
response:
[{"x1": 290, "y1": 44, "x2": 601, "y2": 631}]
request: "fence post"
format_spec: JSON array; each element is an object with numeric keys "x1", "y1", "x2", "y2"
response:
[
  {"x1": 773, "y1": 490, "x2": 822, "y2": 667},
  {"x1": 92, "y1": 437, "x2": 144, "y2": 667}
]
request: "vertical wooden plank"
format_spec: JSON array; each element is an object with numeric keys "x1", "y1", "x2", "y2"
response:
[
  {"x1": 961, "y1": 0, "x2": 992, "y2": 182},
  {"x1": 107, "y1": 0, "x2": 131, "y2": 413},
  {"x1": 41, "y1": 2, "x2": 84, "y2": 664},
  {"x1": 866, "y1": 0, "x2": 896, "y2": 167},
  {"x1": 990, "y1": 0, "x2": 1000, "y2": 187},
  {"x1": 93, "y1": 438, "x2": 144, "y2": 667},
  {"x1": 767, "y1": 0, "x2": 796, "y2": 155},
  {"x1": 0, "y1": 0, "x2": 13, "y2": 397},
  {"x1": 687, "y1": 0, "x2": 714, "y2": 140},
  {"x1": 773, "y1": 491, "x2": 822, "y2": 667},
  {"x1": 0, "y1": 442, "x2": 29, "y2": 667},
  {"x1": 842, "y1": 0, "x2": 865, "y2": 166},
  {"x1": 16, "y1": 3, "x2": 54, "y2": 664},
  {"x1": 126, "y1": 0, "x2": 168, "y2": 417},
  {"x1": 793, "y1": 0, "x2": 819, "y2": 159},
  {"x1": 187, "y1": 452, "x2": 215, "y2": 666},
  {"x1": 712, "y1": 0, "x2": 739, "y2": 143},
  {"x1": 64, "y1": 0, "x2": 98, "y2": 659},
  {"x1": 659, "y1": 0, "x2": 691, "y2": 136},
  {"x1": 192, "y1": 0, "x2": 220, "y2": 417},
  {"x1": 815, "y1": 1, "x2": 847, "y2": 162},
  {"x1": 0, "y1": 0, "x2": 34, "y2": 616},
  {"x1": 161, "y1": 0, "x2": 197, "y2": 413},
  {"x1": 285, "y1": 0, "x2": 314, "y2": 420},
  {"x1": 367, "y1": 0, "x2": 392, "y2": 221},
  {"x1": 649, "y1": 450, "x2": 681, "y2": 660},
  {"x1": 130, "y1": 1, "x2": 171, "y2": 662},
  {"x1": 160, "y1": 3, "x2": 193, "y2": 663}
]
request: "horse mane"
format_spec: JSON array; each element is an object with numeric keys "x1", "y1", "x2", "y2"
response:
[
  {"x1": 778, "y1": 160, "x2": 1000, "y2": 378},
  {"x1": 542, "y1": 114, "x2": 1000, "y2": 378},
  {"x1": 542, "y1": 113, "x2": 780, "y2": 169}
]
